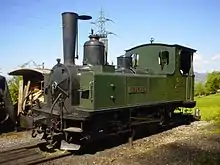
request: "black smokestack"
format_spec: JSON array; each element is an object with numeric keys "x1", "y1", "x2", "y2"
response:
[
  {"x1": 62, "y1": 12, "x2": 92, "y2": 65},
  {"x1": 62, "y1": 12, "x2": 78, "y2": 65}
]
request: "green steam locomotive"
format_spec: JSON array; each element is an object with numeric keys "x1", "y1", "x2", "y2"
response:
[{"x1": 30, "y1": 11, "x2": 199, "y2": 151}]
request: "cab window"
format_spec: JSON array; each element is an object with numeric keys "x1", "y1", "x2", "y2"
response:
[
  {"x1": 131, "y1": 53, "x2": 140, "y2": 68},
  {"x1": 158, "y1": 51, "x2": 169, "y2": 69},
  {"x1": 179, "y1": 50, "x2": 191, "y2": 75}
]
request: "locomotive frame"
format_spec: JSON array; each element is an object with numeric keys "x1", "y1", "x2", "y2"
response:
[{"x1": 30, "y1": 11, "x2": 200, "y2": 151}]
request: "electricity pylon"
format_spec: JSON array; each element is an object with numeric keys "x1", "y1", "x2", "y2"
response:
[{"x1": 90, "y1": 8, "x2": 116, "y2": 64}]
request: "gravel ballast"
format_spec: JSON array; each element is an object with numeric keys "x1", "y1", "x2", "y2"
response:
[
  {"x1": 43, "y1": 121, "x2": 220, "y2": 165},
  {"x1": 0, "y1": 121, "x2": 219, "y2": 165},
  {"x1": 0, "y1": 130, "x2": 42, "y2": 152}
]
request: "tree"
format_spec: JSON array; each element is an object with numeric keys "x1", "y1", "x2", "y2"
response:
[
  {"x1": 7, "y1": 76, "x2": 22, "y2": 104},
  {"x1": 194, "y1": 82, "x2": 206, "y2": 96},
  {"x1": 205, "y1": 71, "x2": 220, "y2": 94}
]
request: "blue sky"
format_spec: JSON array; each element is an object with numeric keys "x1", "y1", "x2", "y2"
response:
[{"x1": 1, "y1": 0, "x2": 220, "y2": 77}]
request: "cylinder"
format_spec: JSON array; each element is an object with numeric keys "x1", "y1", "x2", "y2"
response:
[
  {"x1": 83, "y1": 34, "x2": 105, "y2": 66},
  {"x1": 0, "y1": 76, "x2": 16, "y2": 125},
  {"x1": 62, "y1": 12, "x2": 79, "y2": 65},
  {"x1": 117, "y1": 55, "x2": 132, "y2": 69}
]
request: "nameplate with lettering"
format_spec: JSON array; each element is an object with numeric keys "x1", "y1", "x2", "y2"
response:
[{"x1": 128, "y1": 86, "x2": 147, "y2": 94}]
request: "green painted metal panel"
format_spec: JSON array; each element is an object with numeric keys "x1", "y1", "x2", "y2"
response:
[
  {"x1": 90, "y1": 65, "x2": 115, "y2": 73},
  {"x1": 148, "y1": 76, "x2": 168, "y2": 102},
  {"x1": 126, "y1": 75, "x2": 149, "y2": 106},
  {"x1": 125, "y1": 73, "x2": 186, "y2": 107},
  {"x1": 78, "y1": 72, "x2": 94, "y2": 110},
  {"x1": 186, "y1": 75, "x2": 195, "y2": 101},
  {"x1": 125, "y1": 45, "x2": 176, "y2": 75},
  {"x1": 175, "y1": 76, "x2": 186, "y2": 100},
  {"x1": 93, "y1": 73, "x2": 126, "y2": 110},
  {"x1": 125, "y1": 75, "x2": 169, "y2": 106},
  {"x1": 191, "y1": 75, "x2": 195, "y2": 100},
  {"x1": 91, "y1": 72, "x2": 188, "y2": 111}
]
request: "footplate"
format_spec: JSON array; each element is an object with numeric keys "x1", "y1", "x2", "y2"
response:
[
  {"x1": 63, "y1": 127, "x2": 83, "y2": 132},
  {"x1": 60, "y1": 140, "x2": 81, "y2": 151}
]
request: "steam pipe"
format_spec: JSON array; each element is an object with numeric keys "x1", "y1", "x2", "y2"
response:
[{"x1": 61, "y1": 12, "x2": 92, "y2": 65}]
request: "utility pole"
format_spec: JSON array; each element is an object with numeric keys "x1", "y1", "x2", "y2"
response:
[{"x1": 90, "y1": 8, "x2": 116, "y2": 65}]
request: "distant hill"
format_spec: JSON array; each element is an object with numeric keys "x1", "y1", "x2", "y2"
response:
[{"x1": 195, "y1": 72, "x2": 207, "y2": 83}]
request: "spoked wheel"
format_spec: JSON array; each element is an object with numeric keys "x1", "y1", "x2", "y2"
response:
[
  {"x1": 38, "y1": 128, "x2": 64, "y2": 152},
  {"x1": 44, "y1": 134, "x2": 63, "y2": 151},
  {"x1": 159, "y1": 108, "x2": 173, "y2": 127}
]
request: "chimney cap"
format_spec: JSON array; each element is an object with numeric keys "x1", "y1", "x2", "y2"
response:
[{"x1": 62, "y1": 12, "x2": 92, "y2": 20}]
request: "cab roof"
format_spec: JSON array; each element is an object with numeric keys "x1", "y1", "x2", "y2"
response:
[{"x1": 125, "y1": 43, "x2": 197, "y2": 53}]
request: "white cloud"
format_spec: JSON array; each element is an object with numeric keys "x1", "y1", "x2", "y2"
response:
[
  {"x1": 193, "y1": 52, "x2": 220, "y2": 73},
  {"x1": 193, "y1": 53, "x2": 208, "y2": 73},
  {"x1": 211, "y1": 54, "x2": 220, "y2": 60}
]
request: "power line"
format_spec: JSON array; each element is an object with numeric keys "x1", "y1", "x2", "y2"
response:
[{"x1": 19, "y1": 60, "x2": 44, "y2": 69}]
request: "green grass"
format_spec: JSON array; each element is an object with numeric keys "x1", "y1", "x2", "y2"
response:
[{"x1": 195, "y1": 93, "x2": 220, "y2": 121}]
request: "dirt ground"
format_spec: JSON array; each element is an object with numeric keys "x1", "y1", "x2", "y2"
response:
[{"x1": 40, "y1": 121, "x2": 220, "y2": 165}]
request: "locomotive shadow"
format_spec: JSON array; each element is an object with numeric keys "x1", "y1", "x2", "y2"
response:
[
  {"x1": 77, "y1": 119, "x2": 194, "y2": 155},
  {"x1": 0, "y1": 119, "x2": 15, "y2": 135},
  {"x1": 133, "y1": 137, "x2": 220, "y2": 165}
]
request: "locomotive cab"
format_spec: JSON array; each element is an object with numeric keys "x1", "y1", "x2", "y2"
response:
[{"x1": 124, "y1": 43, "x2": 196, "y2": 106}]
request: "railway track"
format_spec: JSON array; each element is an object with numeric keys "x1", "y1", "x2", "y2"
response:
[
  {"x1": 0, "y1": 142, "x2": 72, "y2": 165},
  {"x1": 0, "y1": 112, "x2": 198, "y2": 165}
]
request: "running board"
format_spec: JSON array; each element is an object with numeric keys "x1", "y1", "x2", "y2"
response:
[
  {"x1": 60, "y1": 140, "x2": 81, "y2": 151},
  {"x1": 63, "y1": 127, "x2": 83, "y2": 133}
]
